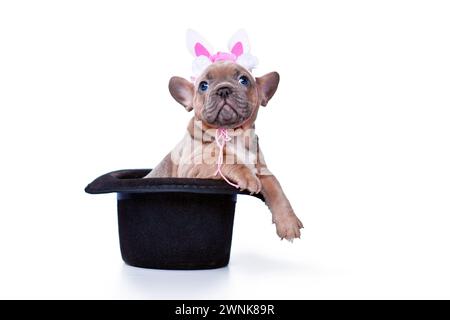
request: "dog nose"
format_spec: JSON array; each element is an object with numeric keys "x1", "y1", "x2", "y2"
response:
[{"x1": 216, "y1": 87, "x2": 232, "y2": 98}]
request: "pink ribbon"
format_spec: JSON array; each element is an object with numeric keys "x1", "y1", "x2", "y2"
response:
[
  {"x1": 215, "y1": 128, "x2": 239, "y2": 188},
  {"x1": 210, "y1": 52, "x2": 237, "y2": 63}
]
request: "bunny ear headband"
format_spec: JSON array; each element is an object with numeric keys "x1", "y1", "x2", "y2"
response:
[{"x1": 186, "y1": 29, "x2": 258, "y2": 81}]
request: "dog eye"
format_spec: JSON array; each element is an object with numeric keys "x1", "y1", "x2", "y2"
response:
[
  {"x1": 199, "y1": 81, "x2": 209, "y2": 92},
  {"x1": 238, "y1": 76, "x2": 250, "y2": 86}
]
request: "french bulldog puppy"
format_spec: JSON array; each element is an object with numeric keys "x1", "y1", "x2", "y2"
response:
[{"x1": 145, "y1": 61, "x2": 303, "y2": 240}]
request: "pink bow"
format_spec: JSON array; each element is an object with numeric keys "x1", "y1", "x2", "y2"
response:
[{"x1": 210, "y1": 51, "x2": 237, "y2": 62}]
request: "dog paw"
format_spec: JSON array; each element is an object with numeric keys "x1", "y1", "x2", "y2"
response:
[
  {"x1": 274, "y1": 214, "x2": 303, "y2": 241},
  {"x1": 235, "y1": 172, "x2": 262, "y2": 194}
]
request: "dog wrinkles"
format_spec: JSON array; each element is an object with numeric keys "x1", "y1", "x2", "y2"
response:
[{"x1": 204, "y1": 90, "x2": 250, "y2": 127}]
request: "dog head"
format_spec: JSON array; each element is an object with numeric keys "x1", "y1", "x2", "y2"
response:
[{"x1": 168, "y1": 62, "x2": 280, "y2": 129}]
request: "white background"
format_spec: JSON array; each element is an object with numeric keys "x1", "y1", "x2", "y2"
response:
[{"x1": 1, "y1": 0, "x2": 449, "y2": 299}]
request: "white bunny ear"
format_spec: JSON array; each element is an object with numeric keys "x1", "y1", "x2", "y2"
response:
[
  {"x1": 186, "y1": 29, "x2": 214, "y2": 58},
  {"x1": 228, "y1": 29, "x2": 251, "y2": 57}
]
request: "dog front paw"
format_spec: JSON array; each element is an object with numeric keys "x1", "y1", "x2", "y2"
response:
[
  {"x1": 274, "y1": 213, "x2": 303, "y2": 241},
  {"x1": 234, "y1": 172, "x2": 262, "y2": 194}
]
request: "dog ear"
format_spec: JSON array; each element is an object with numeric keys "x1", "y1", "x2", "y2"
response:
[
  {"x1": 169, "y1": 77, "x2": 195, "y2": 112},
  {"x1": 256, "y1": 72, "x2": 280, "y2": 106}
]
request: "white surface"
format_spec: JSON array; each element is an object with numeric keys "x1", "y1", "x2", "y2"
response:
[{"x1": 1, "y1": 0, "x2": 450, "y2": 299}]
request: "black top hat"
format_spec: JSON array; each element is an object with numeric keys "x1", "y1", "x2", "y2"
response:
[{"x1": 86, "y1": 169, "x2": 264, "y2": 270}]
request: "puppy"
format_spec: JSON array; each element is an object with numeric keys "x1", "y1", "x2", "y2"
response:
[{"x1": 145, "y1": 61, "x2": 303, "y2": 240}]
